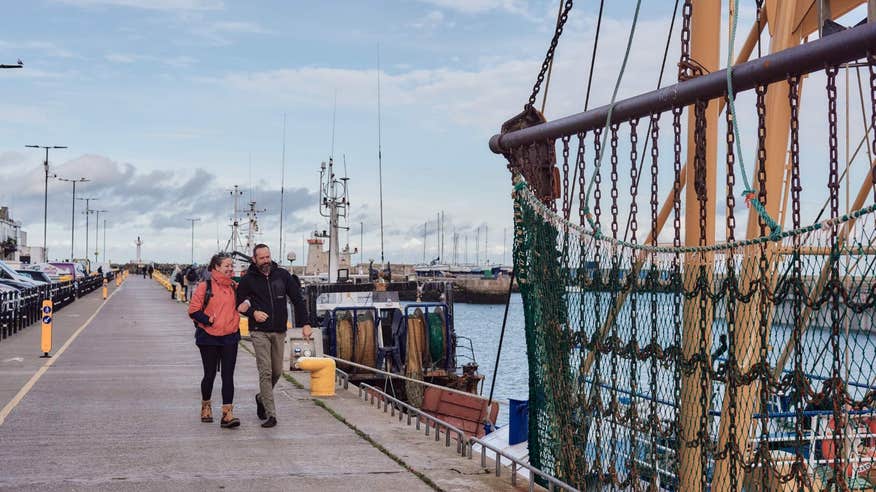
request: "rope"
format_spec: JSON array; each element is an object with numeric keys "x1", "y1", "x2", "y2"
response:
[
  {"x1": 726, "y1": 0, "x2": 782, "y2": 237},
  {"x1": 582, "y1": 0, "x2": 643, "y2": 237},
  {"x1": 514, "y1": 174, "x2": 876, "y2": 253},
  {"x1": 324, "y1": 354, "x2": 498, "y2": 403}
]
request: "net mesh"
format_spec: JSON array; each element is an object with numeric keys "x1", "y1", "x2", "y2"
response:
[{"x1": 505, "y1": 74, "x2": 876, "y2": 489}]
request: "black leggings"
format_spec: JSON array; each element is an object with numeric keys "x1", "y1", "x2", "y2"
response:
[{"x1": 198, "y1": 344, "x2": 238, "y2": 404}]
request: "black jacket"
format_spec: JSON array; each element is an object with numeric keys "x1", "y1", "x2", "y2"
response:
[{"x1": 236, "y1": 262, "x2": 308, "y2": 333}]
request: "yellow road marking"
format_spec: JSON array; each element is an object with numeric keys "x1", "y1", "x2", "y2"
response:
[{"x1": 0, "y1": 283, "x2": 124, "y2": 426}]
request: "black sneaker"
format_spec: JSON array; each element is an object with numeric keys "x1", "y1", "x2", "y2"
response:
[
  {"x1": 255, "y1": 394, "x2": 266, "y2": 420},
  {"x1": 261, "y1": 416, "x2": 277, "y2": 428}
]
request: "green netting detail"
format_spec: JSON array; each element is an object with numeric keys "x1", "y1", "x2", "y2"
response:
[{"x1": 512, "y1": 176, "x2": 876, "y2": 489}]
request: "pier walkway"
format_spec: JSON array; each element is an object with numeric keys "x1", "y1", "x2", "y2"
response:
[{"x1": 0, "y1": 276, "x2": 524, "y2": 491}]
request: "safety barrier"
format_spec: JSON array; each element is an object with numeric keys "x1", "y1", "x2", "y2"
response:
[
  {"x1": 346, "y1": 378, "x2": 576, "y2": 491},
  {"x1": 0, "y1": 274, "x2": 111, "y2": 344}
]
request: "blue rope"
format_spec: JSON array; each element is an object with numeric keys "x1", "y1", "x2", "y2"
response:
[{"x1": 727, "y1": 0, "x2": 781, "y2": 238}]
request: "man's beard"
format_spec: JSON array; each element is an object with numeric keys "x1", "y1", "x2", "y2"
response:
[{"x1": 258, "y1": 262, "x2": 271, "y2": 274}]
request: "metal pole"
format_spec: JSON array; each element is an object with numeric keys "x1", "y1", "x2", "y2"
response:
[
  {"x1": 489, "y1": 20, "x2": 876, "y2": 154},
  {"x1": 186, "y1": 218, "x2": 201, "y2": 264},
  {"x1": 56, "y1": 177, "x2": 89, "y2": 261},
  {"x1": 279, "y1": 112, "x2": 286, "y2": 263},
  {"x1": 26, "y1": 145, "x2": 66, "y2": 259},
  {"x1": 103, "y1": 219, "x2": 107, "y2": 263}
]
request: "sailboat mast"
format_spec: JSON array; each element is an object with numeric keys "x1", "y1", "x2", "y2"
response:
[
  {"x1": 279, "y1": 112, "x2": 287, "y2": 263},
  {"x1": 377, "y1": 45, "x2": 385, "y2": 264}
]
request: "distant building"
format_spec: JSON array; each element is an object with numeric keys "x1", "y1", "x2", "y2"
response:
[
  {"x1": 0, "y1": 206, "x2": 44, "y2": 264},
  {"x1": 304, "y1": 237, "x2": 353, "y2": 275}
]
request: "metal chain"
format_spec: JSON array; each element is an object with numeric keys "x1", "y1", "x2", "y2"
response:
[
  {"x1": 648, "y1": 112, "x2": 660, "y2": 491},
  {"x1": 754, "y1": 82, "x2": 772, "y2": 491},
  {"x1": 672, "y1": 106, "x2": 684, "y2": 462},
  {"x1": 610, "y1": 124, "x2": 620, "y2": 240},
  {"x1": 526, "y1": 0, "x2": 574, "y2": 109},
  {"x1": 756, "y1": 84, "x2": 768, "y2": 234},
  {"x1": 678, "y1": 0, "x2": 693, "y2": 81},
  {"x1": 591, "y1": 127, "x2": 605, "y2": 481},
  {"x1": 788, "y1": 74, "x2": 807, "y2": 490},
  {"x1": 627, "y1": 118, "x2": 640, "y2": 484},
  {"x1": 870, "y1": 52, "x2": 876, "y2": 203},
  {"x1": 562, "y1": 135, "x2": 571, "y2": 220},
  {"x1": 724, "y1": 95, "x2": 740, "y2": 490},
  {"x1": 826, "y1": 65, "x2": 847, "y2": 491},
  {"x1": 693, "y1": 98, "x2": 711, "y2": 490},
  {"x1": 577, "y1": 132, "x2": 587, "y2": 227}
]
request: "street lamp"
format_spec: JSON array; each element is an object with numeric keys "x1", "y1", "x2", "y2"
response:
[
  {"x1": 186, "y1": 217, "x2": 201, "y2": 264},
  {"x1": 76, "y1": 197, "x2": 98, "y2": 263},
  {"x1": 26, "y1": 144, "x2": 67, "y2": 259},
  {"x1": 55, "y1": 176, "x2": 88, "y2": 261},
  {"x1": 92, "y1": 210, "x2": 107, "y2": 264}
]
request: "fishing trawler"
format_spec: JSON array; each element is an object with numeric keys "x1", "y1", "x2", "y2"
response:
[
  {"x1": 295, "y1": 156, "x2": 498, "y2": 436},
  {"x1": 482, "y1": 1, "x2": 876, "y2": 490}
]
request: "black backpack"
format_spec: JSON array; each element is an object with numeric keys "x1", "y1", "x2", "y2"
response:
[
  {"x1": 192, "y1": 279, "x2": 213, "y2": 329},
  {"x1": 186, "y1": 269, "x2": 198, "y2": 282}
]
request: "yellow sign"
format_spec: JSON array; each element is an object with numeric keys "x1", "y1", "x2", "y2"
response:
[{"x1": 40, "y1": 299, "x2": 53, "y2": 358}]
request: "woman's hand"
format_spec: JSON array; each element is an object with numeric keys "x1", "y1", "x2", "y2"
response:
[
  {"x1": 237, "y1": 301, "x2": 250, "y2": 313},
  {"x1": 209, "y1": 315, "x2": 215, "y2": 324}
]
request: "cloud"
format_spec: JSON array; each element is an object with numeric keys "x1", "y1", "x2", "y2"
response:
[
  {"x1": 410, "y1": 10, "x2": 453, "y2": 30},
  {"x1": 54, "y1": 0, "x2": 223, "y2": 11},
  {"x1": 417, "y1": 0, "x2": 530, "y2": 16},
  {"x1": 0, "y1": 152, "x2": 320, "y2": 261},
  {"x1": 0, "y1": 40, "x2": 77, "y2": 59},
  {"x1": 105, "y1": 52, "x2": 197, "y2": 67}
]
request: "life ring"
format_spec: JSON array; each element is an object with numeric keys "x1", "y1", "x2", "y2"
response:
[{"x1": 820, "y1": 414, "x2": 876, "y2": 478}]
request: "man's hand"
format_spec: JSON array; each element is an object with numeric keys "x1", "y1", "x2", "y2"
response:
[
  {"x1": 302, "y1": 324, "x2": 313, "y2": 340},
  {"x1": 253, "y1": 310, "x2": 269, "y2": 323}
]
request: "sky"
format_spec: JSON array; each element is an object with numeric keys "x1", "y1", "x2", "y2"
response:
[{"x1": 0, "y1": 1, "x2": 872, "y2": 265}]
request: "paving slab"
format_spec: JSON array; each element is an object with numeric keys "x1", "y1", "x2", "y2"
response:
[{"x1": 0, "y1": 277, "x2": 432, "y2": 492}]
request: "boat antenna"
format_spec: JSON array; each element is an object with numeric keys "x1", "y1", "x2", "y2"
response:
[
  {"x1": 279, "y1": 112, "x2": 287, "y2": 264},
  {"x1": 377, "y1": 44, "x2": 385, "y2": 264},
  {"x1": 248, "y1": 152, "x2": 253, "y2": 202}
]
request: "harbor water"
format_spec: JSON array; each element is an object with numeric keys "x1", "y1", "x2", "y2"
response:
[{"x1": 453, "y1": 293, "x2": 528, "y2": 427}]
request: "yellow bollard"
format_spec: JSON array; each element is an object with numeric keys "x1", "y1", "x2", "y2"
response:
[
  {"x1": 239, "y1": 317, "x2": 250, "y2": 337},
  {"x1": 40, "y1": 300, "x2": 53, "y2": 358},
  {"x1": 102, "y1": 278, "x2": 108, "y2": 300},
  {"x1": 296, "y1": 357, "x2": 336, "y2": 397},
  {"x1": 115, "y1": 274, "x2": 120, "y2": 287}
]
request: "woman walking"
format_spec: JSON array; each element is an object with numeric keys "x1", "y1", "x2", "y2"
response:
[{"x1": 188, "y1": 253, "x2": 241, "y2": 428}]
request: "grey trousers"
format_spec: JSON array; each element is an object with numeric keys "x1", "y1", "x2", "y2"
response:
[{"x1": 251, "y1": 330, "x2": 285, "y2": 418}]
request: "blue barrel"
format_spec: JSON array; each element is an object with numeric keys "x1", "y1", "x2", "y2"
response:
[{"x1": 508, "y1": 398, "x2": 529, "y2": 445}]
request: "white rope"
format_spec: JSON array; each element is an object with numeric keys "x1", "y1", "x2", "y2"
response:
[{"x1": 323, "y1": 354, "x2": 496, "y2": 403}]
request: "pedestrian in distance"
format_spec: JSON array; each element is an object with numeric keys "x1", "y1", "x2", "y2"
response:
[
  {"x1": 236, "y1": 244, "x2": 311, "y2": 428},
  {"x1": 185, "y1": 265, "x2": 199, "y2": 302},
  {"x1": 147, "y1": 264, "x2": 154, "y2": 278},
  {"x1": 171, "y1": 264, "x2": 182, "y2": 300},
  {"x1": 188, "y1": 253, "x2": 241, "y2": 428}
]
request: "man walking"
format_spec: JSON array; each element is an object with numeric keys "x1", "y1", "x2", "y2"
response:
[{"x1": 237, "y1": 244, "x2": 311, "y2": 428}]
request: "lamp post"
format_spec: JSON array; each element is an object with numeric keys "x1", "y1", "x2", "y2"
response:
[
  {"x1": 103, "y1": 219, "x2": 107, "y2": 264},
  {"x1": 186, "y1": 217, "x2": 200, "y2": 264},
  {"x1": 92, "y1": 210, "x2": 107, "y2": 264},
  {"x1": 55, "y1": 176, "x2": 88, "y2": 261},
  {"x1": 77, "y1": 197, "x2": 98, "y2": 263},
  {"x1": 26, "y1": 144, "x2": 67, "y2": 259}
]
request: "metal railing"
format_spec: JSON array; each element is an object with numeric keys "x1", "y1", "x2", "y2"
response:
[
  {"x1": 0, "y1": 275, "x2": 104, "y2": 343},
  {"x1": 346, "y1": 376, "x2": 578, "y2": 491}
]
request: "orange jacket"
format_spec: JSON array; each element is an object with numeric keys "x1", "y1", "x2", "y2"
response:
[{"x1": 187, "y1": 272, "x2": 240, "y2": 337}]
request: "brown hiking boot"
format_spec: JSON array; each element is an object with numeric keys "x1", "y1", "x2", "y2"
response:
[
  {"x1": 221, "y1": 404, "x2": 240, "y2": 428},
  {"x1": 201, "y1": 400, "x2": 213, "y2": 423}
]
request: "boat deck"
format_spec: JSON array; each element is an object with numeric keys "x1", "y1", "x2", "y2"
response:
[{"x1": 0, "y1": 276, "x2": 527, "y2": 491}]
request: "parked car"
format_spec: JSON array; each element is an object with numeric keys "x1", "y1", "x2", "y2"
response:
[
  {"x1": 22, "y1": 263, "x2": 64, "y2": 281},
  {"x1": 16, "y1": 270, "x2": 51, "y2": 284},
  {"x1": 0, "y1": 259, "x2": 41, "y2": 287}
]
